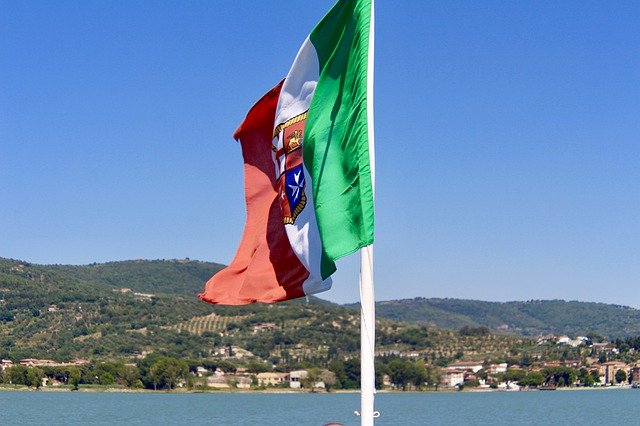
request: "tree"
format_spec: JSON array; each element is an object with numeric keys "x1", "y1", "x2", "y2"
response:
[
  {"x1": 148, "y1": 357, "x2": 188, "y2": 390},
  {"x1": 6, "y1": 365, "x2": 29, "y2": 385},
  {"x1": 615, "y1": 369, "x2": 627, "y2": 384},
  {"x1": 122, "y1": 365, "x2": 141, "y2": 388},
  {"x1": 430, "y1": 367, "x2": 443, "y2": 390},
  {"x1": 339, "y1": 359, "x2": 360, "y2": 389},
  {"x1": 302, "y1": 368, "x2": 322, "y2": 389},
  {"x1": 328, "y1": 359, "x2": 347, "y2": 389},
  {"x1": 459, "y1": 326, "x2": 490, "y2": 336},
  {"x1": 578, "y1": 368, "x2": 594, "y2": 387},
  {"x1": 541, "y1": 366, "x2": 577, "y2": 387},
  {"x1": 587, "y1": 332, "x2": 605, "y2": 344},
  {"x1": 519, "y1": 371, "x2": 545, "y2": 387},
  {"x1": 244, "y1": 360, "x2": 269, "y2": 374},
  {"x1": 69, "y1": 367, "x2": 81, "y2": 390},
  {"x1": 520, "y1": 354, "x2": 533, "y2": 368},
  {"x1": 320, "y1": 369, "x2": 337, "y2": 391},
  {"x1": 26, "y1": 368, "x2": 45, "y2": 389},
  {"x1": 387, "y1": 359, "x2": 428, "y2": 391},
  {"x1": 0, "y1": 310, "x2": 14, "y2": 322},
  {"x1": 504, "y1": 369, "x2": 526, "y2": 383}
]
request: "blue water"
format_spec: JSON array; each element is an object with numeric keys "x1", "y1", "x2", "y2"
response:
[{"x1": 0, "y1": 389, "x2": 638, "y2": 425}]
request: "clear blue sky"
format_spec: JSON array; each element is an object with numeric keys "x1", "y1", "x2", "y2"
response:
[{"x1": 2, "y1": 1, "x2": 638, "y2": 308}]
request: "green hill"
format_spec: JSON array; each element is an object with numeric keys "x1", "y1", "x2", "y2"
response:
[
  {"x1": 1, "y1": 257, "x2": 639, "y2": 366},
  {"x1": 361, "y1": 297, "x2": 640, "y2": 339},
  {"x1": 0, "y1": 258, "x2": 532, "y2": 364},
  {"x1": 24, "y1": 258, "x2": 226, "y2": 296}
]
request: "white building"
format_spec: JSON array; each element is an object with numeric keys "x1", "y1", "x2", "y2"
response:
[
  {"x1": 289, "y1": 370, "x2": 308, "y2": 389},
  {"x1": 256, "y1": 372, "x2": 289, "y2": 386},
  {"x1": 0, "y1": 359, "x2": 13, "y2": 372},
  {"x1": 488, "y1": 363, "x2": 508, "y2": 374},
  {"x1": 441, "y1": 368, "x2": 465, "y2": 388}
]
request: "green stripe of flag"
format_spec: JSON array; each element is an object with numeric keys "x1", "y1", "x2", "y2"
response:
[{"x1": 306, "y1": 0, "x2": 374, "y2": 278}]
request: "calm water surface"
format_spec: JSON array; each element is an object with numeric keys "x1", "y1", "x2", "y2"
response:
[{"x1": 1, "y1": 389, "x2": 638, "y2": 425}]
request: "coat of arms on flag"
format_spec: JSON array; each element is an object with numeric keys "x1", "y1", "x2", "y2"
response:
[{"x1": 273, "y1": 111, "x2": 308, "y2": 225}]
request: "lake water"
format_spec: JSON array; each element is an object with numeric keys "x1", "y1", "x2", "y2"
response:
[{"x1": 1, "y1": 389, "x2": 638, "y2": 425}]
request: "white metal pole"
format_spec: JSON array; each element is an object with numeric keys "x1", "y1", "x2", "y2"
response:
[
  {"x1": 359, "y1": 245, "x2": 376, "y2": 425},
  {"x1": 360, "y1": 0, "x2": 376, "y2": 424}
]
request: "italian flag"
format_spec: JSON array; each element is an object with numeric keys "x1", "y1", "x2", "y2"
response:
[{"x1": 200, "y1": 0, "x2": 374, "y2": 305}]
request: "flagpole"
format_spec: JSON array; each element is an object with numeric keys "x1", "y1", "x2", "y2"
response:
[
  {"x1": 359, "y1": 0, "x2": 376, "y2": 425},
  {"x1": 359, "y1": 245, "x2": 376, "y2": 425}
]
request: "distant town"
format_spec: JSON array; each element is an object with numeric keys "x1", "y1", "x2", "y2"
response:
[{"x1": 1, "y1": 334, "x2": 639, "y2": 391}]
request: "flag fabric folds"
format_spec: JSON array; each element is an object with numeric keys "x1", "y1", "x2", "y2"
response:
[
  {"x1": 200, "y1": 0, "x2": 374, "y2": 305},
  {"x1": 199, "y1": 82, "x2": 316, "y2": 305}
]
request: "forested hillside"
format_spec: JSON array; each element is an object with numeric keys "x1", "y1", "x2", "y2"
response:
[
  {"x1": 0, "y1": 258, "x2": 530, "y2": 364},
  {"x1": 365, "y1": 298, "x2": 640, "y2": 339},
  {"x1": 1, "y1": 257, "x2": 638, "y2": 367},
  {"x1": 15, "y1": 258, "x2": 226, "y2": 296}
]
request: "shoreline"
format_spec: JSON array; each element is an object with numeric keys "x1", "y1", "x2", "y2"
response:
[{"x1": 0, "y1": 384, "x2": 633, "y2": 394}]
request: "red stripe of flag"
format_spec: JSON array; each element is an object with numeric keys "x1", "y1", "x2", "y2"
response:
[{"x1": 199, "y1": 81, "x2": 310, "y2": 305}]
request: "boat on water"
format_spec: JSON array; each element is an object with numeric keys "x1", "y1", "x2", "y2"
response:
[{"x1": 538, "y1": 385, "x2": 557, "y2": 391}]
